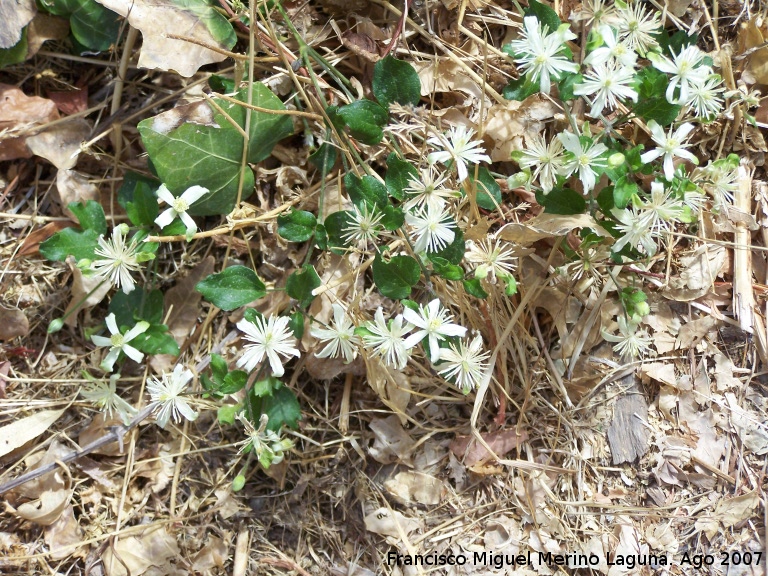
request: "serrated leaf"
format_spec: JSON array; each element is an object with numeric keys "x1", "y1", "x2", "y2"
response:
[
  {"x1": 372, "y1": 56, "x2": 421, "y2": 106},
  {"x1": 372, "y1": 253, "x2": 420, "y2": 300},
  {"x1": 66, "y1": 201, "x2": 105, "y2": 235},
  {"x1": 220, "y1": 370, "x2": 248, "y2": 394},
  {"x1": 41, "y1": 0, "x2": 120, "y2": 52},
  {"x1": 277, "y1": 209, "x2": 316, "y2": 242},
  {"x1": 338, "y1": 100, "x2": 388, "y2": 145},
  {"x1": 39, "y1": 228, "x2": 100, "y2": 262},
  {"x1": 536, "y1": 187, "x2": 586, "y2": 215},
  {"x1": 285, "y1": 265, "x2": 321, "y2": 308},
  {"x1": 385, "y1": 153, "x2": 418, "y2": 201},
  {"x1": 138, "y1": 85, "x2": 293, "y2": 216},
  {"x1": 195, "y1": 265, "x2": 266, "y2": 310}
]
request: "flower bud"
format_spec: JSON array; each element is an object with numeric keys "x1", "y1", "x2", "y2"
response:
[
  {"x1": 48, "y1": 318, "x2": 64, "y2": 333},
  {"x1": 608, "y1": 152, "x2": 626, "y2": 167}
]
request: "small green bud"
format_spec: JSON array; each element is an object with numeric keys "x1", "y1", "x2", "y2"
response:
[
  {"x1": 507, "y1": 172, "x2": 529, "y2": 188},
  {"x1": 635, "y1": 301, "x2": 650, "y2": 318},
  {"x1": 232, "y1": 474, "x2": 246, "y2": 492},
  {"x1": 608, "y1": 152, "x2": 626, "y2": 167},
  {"x1": 474, "y1": 264, "x2": 490, "y2": 280},
  {"x1": 48, "y1": 318, "x2": 64, "y2": 334}
]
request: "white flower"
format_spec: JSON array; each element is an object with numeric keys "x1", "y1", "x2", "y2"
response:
[
  {"x1": 683, "y1": 75, "x2": 724, "y2": 119},
  {"x1": 146, "y1": 365, "x2": 199, "y2": 429},
  {"x1": 404, "y1": 168, "x2": 458, "y2": 210},
  {"x1": 558, "y1": 131, "x2": 608, "y2": 192},
  {"x1": 236, "y1": 314, "x2": 301, "y2": 377},
  {"x1": 464, "y1": 236, "x2": 517, "y2": 282},
  {"x1": 154, "y1": 184, "x2": 208, "y2": 238},
  {"x1": 437, "y1": 334, "x2": 490, "y2": 394},
  {"x1": 310, "y1": 303, "x2": 360, "y2": 363},
  {"x1": 611, "y1": 206, "x2": 658, "y2": 255},
  {"x1": 571, "y1": 0, "x2": 621, "y2": 27},
  {"x1": 640, "y1": 181, "x2": 685, "y2": 233},
  {"x1": 584, "y1": 26, "x2": 637, "y2": 68},
  {"x1": 517, "y1": 133, "x2": 566, "y2": 193},
  {"x1": 650, "y1": 45, "x2": 712, "y2": 104},
  {"x1": 574, "y1": 62, "x2": 638, "y2": 117},
  {"x1": 617, "y1": 1, "x2": 661, "y2": 54},
  {"x1": 80, "y1": 373, "x2": 137, "y2": 424},
  {"x1": 361, "y1": 307, "x2": 412, "y2": 370},
  {"x1": 693, "y1": 160, "x2": 738, "y2": 210},
  {"x1": 640, "y1": 121, "x2": 698, "y2": 181},
  {"x1": 341, "y1": 203, "x2": 384, "y2": 246},
  {"x1": 507, "y1": 16, "x2": 579, "y2": 94},
  {"x1": 91, "y1": 313, "x2": 149, "y2": 372},
  {"x1": 91, "y1": 224, "x2": 141, "y2": 294},
  {"x1": 402, "y1": 299, "x2": 467, "y2": 363},
  {"x1": 405, "y1": 203, "x2": 456, "y2": 254},
  {"x1": 602, "y1": 316, "x2": 652, "y2": 358},
  {"x1": 427, "y1": 125, "x2": 491, "y2": 182}
]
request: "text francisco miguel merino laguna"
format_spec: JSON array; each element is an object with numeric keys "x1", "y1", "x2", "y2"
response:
[{"x1": 387, "y1": 550, "x2": 669, "y2": 569}]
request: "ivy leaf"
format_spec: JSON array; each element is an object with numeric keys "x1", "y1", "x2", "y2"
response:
[
  {"x1": 138, "y1": 85, "x2": 293, "y2": 216},
  {"x1": 536, "y1": 187, "x2": 586, "y2": 215},
  {"x1": 372, "y1": 56, "x2": 421, "y2": 106},
  {"x1": 134, "y1": 325, "x2": 180, "y2": 356},
  {"x1": 40, "y1": 0, "x2": 120, "y2": 52},
  {"x1": 277, "y1": 209, "x2": 316, "y2": 242},
  {"x1": 345, "y1": 173, "x2": 388, "y2": 210},
  {"x1": 285, "y1": 265, "x2": 321, "y2": 308},
  {"x1": 525, "y1": 0, "x2": 562, "y2": 33},
  {"x1": 337, "y1": 100, "x2": 388, "y2": 145},
  {"x1": 430, "y1": 256, "x2": 464, "y2": 281},
  {"x1": 67, "y1": 200, "x2": 107, "y2": 234},
  {"x1": 261, "y1": 385, "x2": 301, "y2": 431},
  {"x1": 220, "y1": 370, "x2": 248, "y2": 394},
  {"x1": 385, "y1": 153, "x2": 419, "y2": 201},
  {"x1": 195, "y1": 266, "x2": 266, "y2": 310},
  {"x1": 39, "y1": 228, "x2": 100, "y2": 262},
  {"x1": 372, "y1": 253, "x2": 420, "y2": 300},
  {"x1": 466, "y1": 167, "x2": 502, "y2": 211}
]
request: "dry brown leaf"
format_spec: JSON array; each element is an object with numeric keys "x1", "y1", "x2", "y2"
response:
[
  {"x1": 16, "y1": 487, "x2": 73, "y2": 526},
  {"x1": 191, "y1": 535, "x2": 229, "y2": 573},
  {"x1": 640, "y1": 363, "x2": 678, "y2": 388},
  {"x1": 0, "y1": 84, "x2": 58, "y2": 161},
  {"x1": 93, "y1": 0, "x2": 233, "y2": 77},
  {"x1": 412, "y1": 59, "x2": 485, "y2": 103},
  {"x1": 0, "y1": 361, "x2": 9, "y2": 399},
  {"x1": 56, "y1": 169, "x2": 99, "y2": 219},
  {"x1": 44, "y1": 504, "x2": 84, "y2": 560},
  {"x1": 368, "y1": 415, "x2": 415, "y2": 465},
  {"x1": 498, "y1": 213, "x2": 611, "y2": 246},
  {"x1": 47, "y1": 87, "x2": 88, "y2": 115},
  {"x1": 102, "y1": 525, "x2": 180, "y2": 576},
  {"x1": 365, "y1": 357, "x2": 411, "y2": 420},
  {"x1": 78, "y1": 413, "x2": 125, "y2": 456},
  {"x1": 164, "y1": 256, "x2": 213, "y2": 343},
  {"x1": 664, "y1": 245, "x2": 726, "y2": 301},
  {"x1": 714, "y1": 491, "x2": 758, "y2": 528},
  {"x1": 483, "y1": 96, "x2": 557, "y2": 162},
  {"x1": 134, "y1": 442, "x2": 175, "y2": 493},
  {"x1": 27, "y1": 13, "x2": 69, "y2": 58},
  {"x1": 363, "y1": 508, "x2": 420, "y2": 538},
  {"x1": 740, "y1": 16, "x2": 768, "y2": 84},
  {"x1": 383, "y1": 471, "x2": 445, "y2": 505},
  {"x1": 0, "y1": 407, "x2": 65, "y2": 457},
  {"x1": 675, "y1": 316, "x2": 719, "y2": 349},
  {"x1": 18, "y1": 221, "x2": 73, "y2": 256},
  {"x1": 63, "y1": 263, "x2": 112, "y2": 327},
  {"x1": 0, "y1": 307, "x2": 29, "y2": 341},
  {"x1": 0, "y1": 0, "x2": 35, "y2": 49},
  {"x1": 450, "y1": 428, "x2": 528, "y2": 467},
  {"x1": 26, "y1": 120, "x2": 90, "y2": 170}
]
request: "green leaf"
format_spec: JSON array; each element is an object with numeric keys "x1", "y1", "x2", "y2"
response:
[
  {"x1": 432, "y1": 229, "x2": 465, "y2": 265},
  {"x1": 337, "y1": 100, "x2": 388, "y2": 145},
  {"x1": 429, "y1": 256, "x2": 464, "y2": 280},
  {"x1": 536, "y1": 187, "x2": 586, "y2": 215},
  {"x1": 345, "y1": 173, "x2": 388, "y2": 210},
  {"x1": 39, "y1": 228, "x2": 99, "y2": 262},
  {"x1": 277, "y1": 209, "x2": 316, "y2": 242},
  {"x1": 288, "y1": 311, "x2": 304, "y2": 338},
  {"x1": 0, "y1": 28, "x2": 28, "y2": 68},
  {"x1": 69, "y1": 200, "x2": 107, "y2": 234},
  {"x1": 381, "y1": 205, "x2": 405, "y2": 231},
  {"x1": 613, "y1": 175, "x2": 638, "y2": 209},
  {"x1": 261, "y1": 385, "x2": 301, "y2": 431},
  {"x1": 218, "y1": 404, "x2": 239, "y2": 424},
  {"x1": 39, "y1": 0, "x2": 120, "y2": 52},
  {"x1": 195, "y1": 265, "x2": 266, "y2": 310},
  {"x1": 502, "y1": 75, "x2": 540, "y2": 101},
  {"x1": 209, "y1": 74, "x2": 235, "y2": 93},
  {"x1": 385, "y1": 153, "x2": 419, "y2": 201},
  {"x1": 323, "y1": 211, "x2": 349, "y2": 249},
  {"x1": 633, "y1": 67, "x2": 681, "y2": 126},
  {"x1": 463, "y1": 278, "x2": 488, "y2": 299},
  {"x1": 210, "y1": 353, "x2": 228, "y2": 384},
  {"x1": 309, "y1": 142, "x2": 337, "y2": 172},
  {"x1": 558, "y1": 73, "x2": 583, "y2": 101},
  {"x1": 220, "y1": 370, "x2": 248, "y2": 394},
  {"x1": 134, "y1": 325, "x2": 180, "y2": 356},
  {"x1": 372, "y1": 253, "x2": 420, "y2": 300},
  {"x1": 596, "y1": 185, "x2": 615, "y2": 214},
  {"x1": 118, "y1": 172, "x2": 160, "y2": 227},
  {"x1": 109, "y1": 288, "x2": 165, "y2": 326},
  {"x1": 372, "y1": 56, "x2": 421, "y2": 106},
  {"x1": 139, "y1": 85, "x2": 293, "y2": 216},
  {"x1": 525, "y1": 0, "x2": 562, "y2": 33},
  {"x1": 467, "y1": 167, "x2": 502, "y2": 210},
  {"x1": 285, "y1": 265, "x2": 321, "y2": 308}
]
